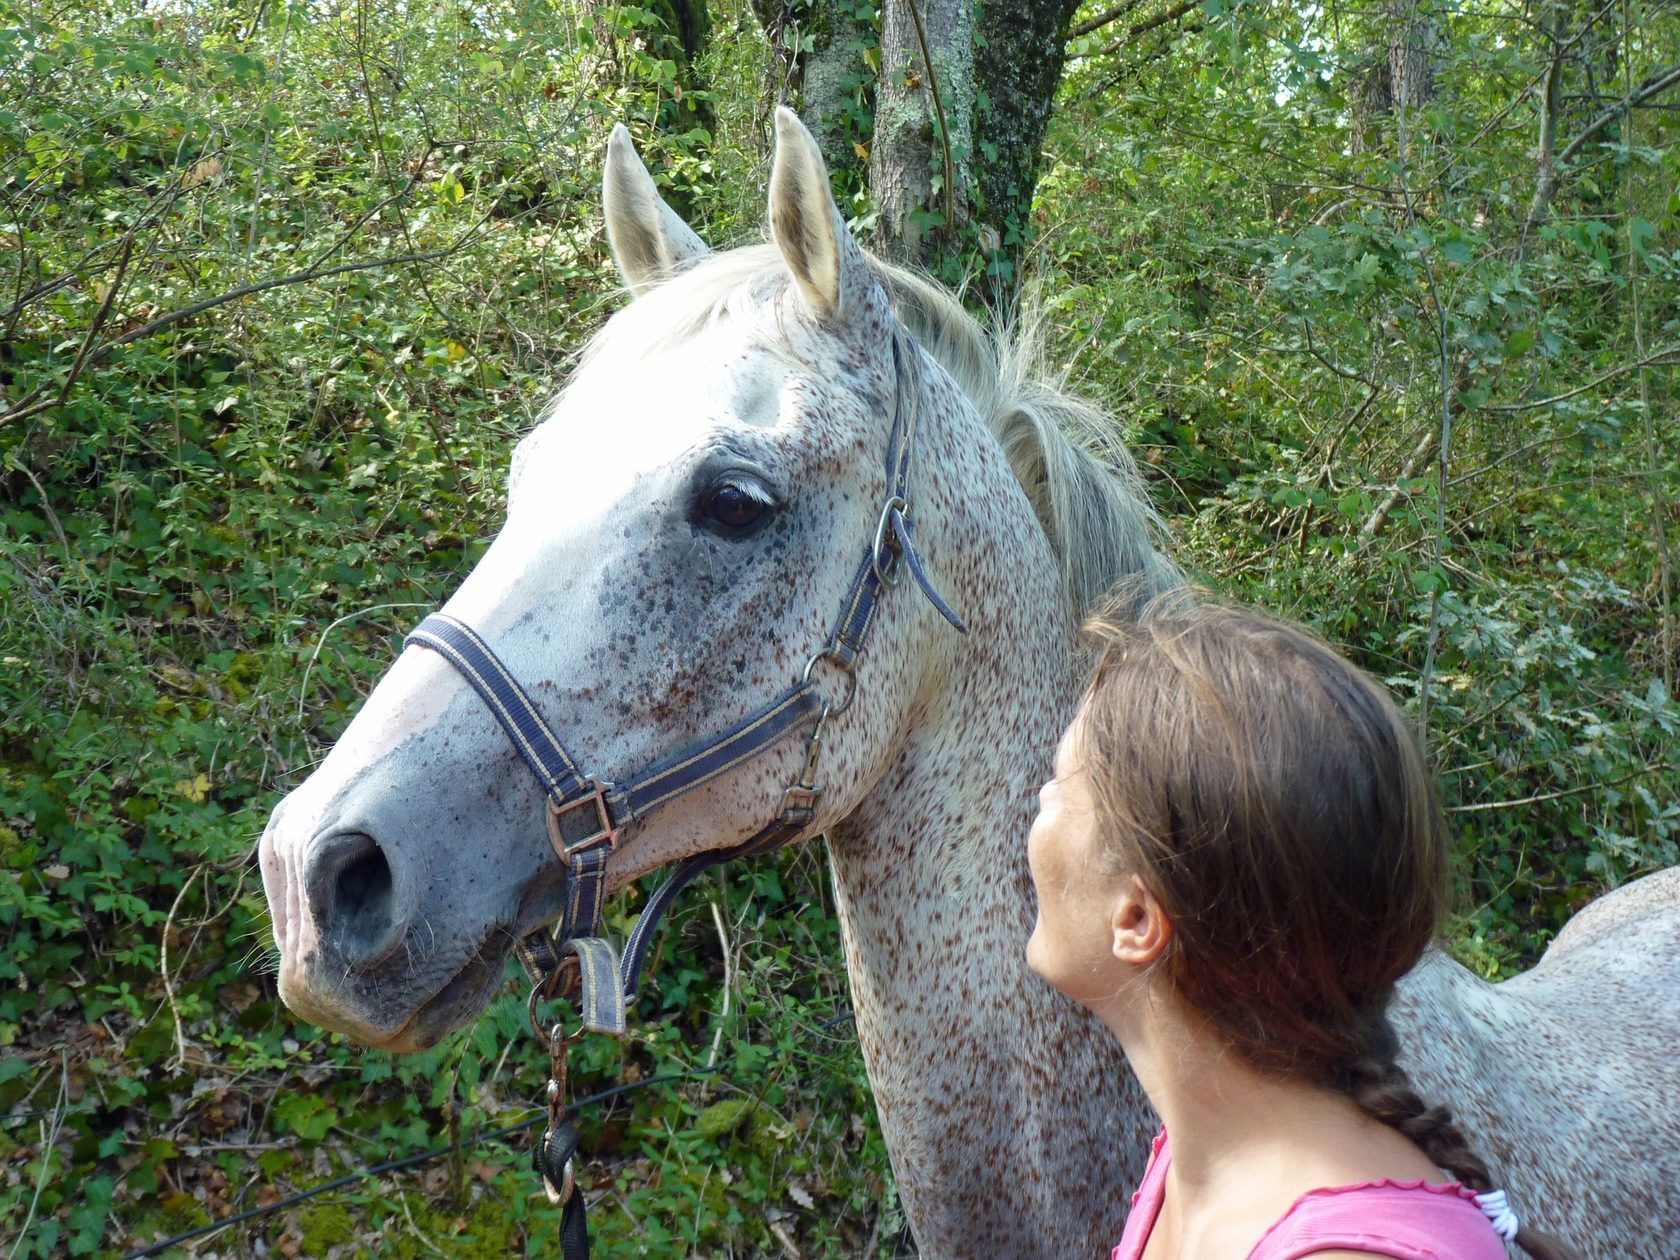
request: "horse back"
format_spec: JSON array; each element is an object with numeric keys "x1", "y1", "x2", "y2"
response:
[
  {"x1": 1539, "y1": 866, "x2": 1680, "y2": 964},
  {"x1": 1393, "y1": 866, "x2": 1680, "y2": 1257}
]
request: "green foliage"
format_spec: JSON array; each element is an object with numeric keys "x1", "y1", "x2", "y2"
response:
[
  {"x1": 0, "y1": 1, "x2": 881, "y2": 1254},
  {"x1": 764, "y1": 0, "x2": 880, "y2": 209},
  {"x1": 1042, "y1": 0, "x2": 1679, "y2": 973},
  {"x1": 3, "y1": 0, "x2": 1676, "y2": 1254}
]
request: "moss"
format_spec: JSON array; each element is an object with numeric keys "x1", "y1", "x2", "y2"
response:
[
  {"x1": 160, "y1": 1191, "x2": 211, "y2": 1230},
  {"x1": 696, "y1": 1166, "x2": 735, "y2": 1239},
  {"x1": 746, "y1": 1107, "x2": 794, "y2": 1163},
  {"x1": 296, "y1": 1202, "x2": 357, "y2": 1251},
  {"x1": 0, "y1": 823, "x2": 23, "y2": 863},
  {"x1": 695, "y1": 1096, "x2": 755, "y2": 1141},
  {"x1": 219, "y1": 650, "x2": 266, "y2": 700},
  {"x1": 386, "y1": 1191, "x2": 522, "y2": 1260},
  {"x1": 876, "y1": 94, "x2": 929, "y2": 139}
]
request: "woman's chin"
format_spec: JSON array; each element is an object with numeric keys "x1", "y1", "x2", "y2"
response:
[{"x1": 1024, "y1": 927, "x2": 1052, "y2": 984}]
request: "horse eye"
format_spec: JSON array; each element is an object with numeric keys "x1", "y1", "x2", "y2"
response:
[{"x1": 707, "y1": 483, "x2": 767, "y2": 530}]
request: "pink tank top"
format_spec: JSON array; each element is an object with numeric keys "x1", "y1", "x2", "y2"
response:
[{"x1": 1112, "y1": 1129, "x2": 1510, "y2": 1260}]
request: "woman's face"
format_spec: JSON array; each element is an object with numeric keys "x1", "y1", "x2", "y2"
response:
[{"x1": 1026, "y1": 713, "x2": 1131, "y2": 1007}]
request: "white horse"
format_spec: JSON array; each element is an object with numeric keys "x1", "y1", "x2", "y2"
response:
[{"x1": 259, "y1": 109, "x2": 1680, "y2": 1258}]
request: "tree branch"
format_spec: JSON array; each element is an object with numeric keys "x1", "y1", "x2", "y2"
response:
[
  {"x1": 0, "y1": 209, "x2": 499, "y2": 428},
  {"x1": 1556, "y1": 61, "x2": 1680, "y2": 166},
  {"x1": 1521, "y1": 18, "x2": 1566, "y2": 236},
  {"x1": 1526, "y1": 61, "x2": 1680, "y2": 228},
  {"x1": 1448, "y1": 764, "x2": 1676, "y2": 813},
  {"x1": 1359, "y1": 426, "x2": 1438, "y2": 544},
  {"x1": 1, "y1": 225, "x2": 141, "y2": 428},
  {"x1": 1069, "y1": 0, "x2": 1145, "y2": 41},
  {"x1": 1481, "y1": 341, "x2": 1680, "y2": 412},
  {"x1": 101, "y1": 239, "x2": 482, "y2": 353},
  {"x1": 903, "y1": 0, "x2": 956, "y2": 244},
  {"x1": 1095, "y1": 0, "x2": 1201, "y2": 57}
]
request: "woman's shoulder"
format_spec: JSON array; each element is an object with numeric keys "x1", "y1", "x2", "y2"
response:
[{"x1": 1250, "y1": 1177, "x2": 1511, "y2": 1260}]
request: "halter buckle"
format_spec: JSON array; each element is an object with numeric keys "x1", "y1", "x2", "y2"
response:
[
  {"x1": 871, "y1": 495, "x2": 909, "y2": 587},
  {"x1": 777, "y1": 784, "x2": 822, "y2": 820},
  {"x1": 547, "y1": 776, "x2": 620, "y2": 859}
]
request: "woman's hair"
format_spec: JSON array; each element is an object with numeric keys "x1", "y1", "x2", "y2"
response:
[{"x1": 1077, "y1": 592, "x2": 1578, "y2": 1260}]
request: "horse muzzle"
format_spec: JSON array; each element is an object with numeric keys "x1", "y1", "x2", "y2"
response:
[{"x1": 260, "y1": 797, "x2": 517, "y2": 1049}]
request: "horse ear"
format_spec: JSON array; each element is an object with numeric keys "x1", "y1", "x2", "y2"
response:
[
  {"x1": 768, "y1": 106, "x2": 872, "y2": 322},
  {"x1": 603, "y1": 123, "x2": 709, "y2": 295}
]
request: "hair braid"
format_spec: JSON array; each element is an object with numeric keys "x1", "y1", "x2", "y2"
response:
[
  {"x1": 1344, "y1": 1012, "x2": 1586, "y2": 1260},
  {"x1": 1342, "y1": 1012, "x2": 1493, "y2": 1191}
]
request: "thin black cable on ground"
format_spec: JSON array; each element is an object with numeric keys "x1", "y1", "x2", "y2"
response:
[{"x1": 113, "y1": 1069, "x2": 719, "y2": 1260}]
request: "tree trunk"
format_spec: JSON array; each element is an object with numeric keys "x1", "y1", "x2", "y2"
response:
[
  {"x1": 1348, "y1": 0, "x2": 1437, "y2": 155},
  {"x1": 1386, "y1": 0, "x2": 1437, "y2": 116},
  {"x1": 972, "y1": 0, "x2": 1083, "y2": 288},
  {"x1": 868, "y1": 0, "x2": 977, "y2": 268},
  {"x1": 756, "y1": 0, "x2": 1084, "y2": 296},
  {"x1": 751, "y1": 0, "x2": 876, "y2": 186},
  {"x1": 1522, "y1": 12, "x2": 1566, "y2": 237},
  {"x1": 647, "y1": 0, "x2": 715, "y2": 130}
]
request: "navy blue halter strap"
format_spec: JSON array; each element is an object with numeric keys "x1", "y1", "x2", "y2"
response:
[
  {"x1": 404, "y1": 614, "x2": 825, "y2": 838},
  {"x1": 402, "y1": 330, "x2": 965, "y2": 1254}
]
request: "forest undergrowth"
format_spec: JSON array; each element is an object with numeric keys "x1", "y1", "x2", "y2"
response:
[{"x1": 1, "y1": 1, "x2": 1675, "y2": 1255}]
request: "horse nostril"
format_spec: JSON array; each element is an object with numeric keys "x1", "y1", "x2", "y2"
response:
[
  {"x1": 305, "y1": 831, "x2": 401, "y2": 968},
  {"x1": 338, "y1": 844, "x2": 392, "y2": 923}
]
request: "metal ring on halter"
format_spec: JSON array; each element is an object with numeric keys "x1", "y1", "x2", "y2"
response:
[
  {"x1": 871, "y1": 495, "x2": 908, "y2": 588},
  {"x1": 527, "y1": 954, "x2": 585, "y2": 1047},
  {"x1": 528, "y1": 989, "x2": 552, "y2": 1047},
  {"x1": 801, "y1": 650, "x2": 858, "y2": 715},
  {"x1": 529, "y1": 994, "x2": 591, "y2": 1052}
]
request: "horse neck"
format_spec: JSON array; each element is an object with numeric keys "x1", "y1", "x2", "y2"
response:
[
  {"x1": 827, "y1": 360, "x2": 1074, "y2": 952},
  {"x1": 823, "y1": 377, "x2": 1156, "y2": 1256}
]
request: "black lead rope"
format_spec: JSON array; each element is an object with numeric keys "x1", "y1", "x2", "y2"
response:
[
  {"x1": 534, "y1": 1104, "x2": 589, "y2": 1260},
  {"x1": 403, "y1": 332, "x2": 966, "y2": 1258}
]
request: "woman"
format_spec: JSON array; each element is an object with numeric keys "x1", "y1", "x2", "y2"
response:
[{"x1": 1027, "y1": 597, "x2": 1577, "y2": 1260}]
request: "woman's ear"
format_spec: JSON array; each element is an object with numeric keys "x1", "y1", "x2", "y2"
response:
[{"x1": 1111, "y1": 875, "x2": 1172, "y2": 967}]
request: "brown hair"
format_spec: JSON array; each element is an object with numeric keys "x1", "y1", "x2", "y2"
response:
[{"x1": 1077, "y1": 593, "x2": 1579, "y2": 1260}]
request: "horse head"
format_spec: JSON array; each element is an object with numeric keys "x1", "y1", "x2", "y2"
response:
[{"x1": 259, "y1": 110, "x2": 986, "y2": 1051}]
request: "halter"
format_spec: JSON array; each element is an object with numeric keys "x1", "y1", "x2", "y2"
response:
[{"x1": 403, "y1": 330, "x2": 965, "y2": 1256}]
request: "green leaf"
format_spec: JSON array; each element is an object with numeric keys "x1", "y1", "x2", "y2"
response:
[
  {"x1": 273, "y1": 1093, "x2": 336, "y2": 1140},
  {"x1": 1628, "y1": 216, "x2": 1656, "y2": 258},
  {"x1": 1412, "y1": 565, "x2": 1451, "y2": 595}
]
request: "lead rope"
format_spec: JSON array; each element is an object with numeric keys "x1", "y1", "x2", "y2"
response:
[
  {"x1": 519, "y1": 709, "x2": 833, "y2": 1259},
  {"x1": 527, "y1": 946, "x2": 619, "y2": 1260},
  {"x1": 408, "y1": 332, "x2": 966, "y2": 1258}
]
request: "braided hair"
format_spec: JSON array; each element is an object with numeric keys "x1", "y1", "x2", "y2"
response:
[
  {"x1": 1342, "y1": 1012, "x2": 1581, "y2": 1260},
  {"x1": 1077, "y1": 595, "x2": 1582, "y2": 1260}
]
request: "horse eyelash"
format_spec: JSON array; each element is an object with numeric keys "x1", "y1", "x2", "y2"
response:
[{"x1": 726, "y1": 479, "x2": 776, "y2": 506}]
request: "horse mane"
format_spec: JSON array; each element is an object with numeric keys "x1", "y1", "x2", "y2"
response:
[
  {"x1": 574, "y1": 244, "x2": 1179, "y2": 623},
  {"x1": 870, "y1": 263, "x2": 1179, "y2": 621}
]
